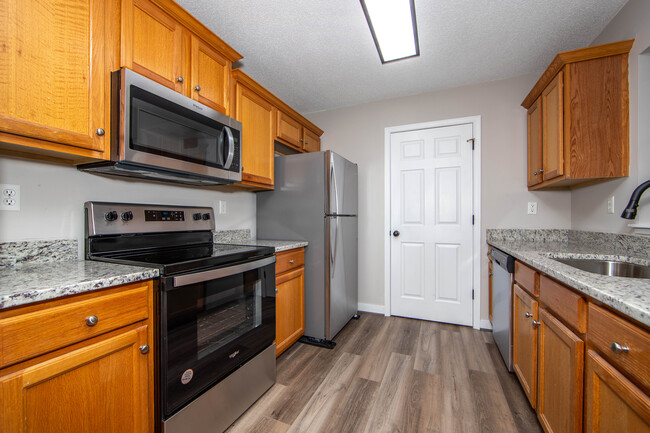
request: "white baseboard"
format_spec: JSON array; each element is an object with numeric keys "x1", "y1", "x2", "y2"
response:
[
  {"x1": 357, "y1": 303, "x2": 385, "y2": 315},
  {"x1": 479, "y1": 319, "x2": 493, "y2": 330}
]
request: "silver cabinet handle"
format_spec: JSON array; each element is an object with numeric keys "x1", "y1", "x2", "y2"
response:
[
  {"x1": 275, "y1": 288, "x2": 278, "y2": 293},
  {"x1": 610, "y1": 342, "x2": 630, "y2": 354},
  {"x1": 85, "y1": 315, "x2": 98, "y2": 327},
  {"x1": 289, "y1": 259, "x2": 295, "y2": 264},
  {"x1": 177, "y1": 76, "x2": 184, "y2": 83},
  {"x1": 532, "y1": 320, "x2": 541, "y2": 327},
  {"x1": 139, "y1": 345, "x2": 150, "y2": 354},
  {"x1": 525, "y1": 312, "x2": 533, "y2": 318},
  {"x1": 96, "y1": 128, "x2": 105, "y2": 136},
  {"x1": 194, "y1": 85, "x2": 201, "y2": 91},
  {"x1": 533, "y1": 171, "x2": 538, "y2": 176}
]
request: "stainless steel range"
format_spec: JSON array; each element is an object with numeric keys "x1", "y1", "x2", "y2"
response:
[{"x1": 84, "y1": 202, "x2": 276, "y2": 433}]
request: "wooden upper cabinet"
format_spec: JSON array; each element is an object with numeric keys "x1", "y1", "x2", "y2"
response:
[
  {"x1": 541, "y1": 71, "x2": 564, "y2": 181},
  {"x1": 303, "y1": 128, "x2": 321, "y2": 153},
  {"x1": 122, "y1": 0, "x2": 186, "y2": 93},
  {"x1": 191, "y1": 35, "x2": 230, "y2": 114},
  {"x1": 522, "y1": 39, "x2": 633, "y2": 190},
  {"x1": 0, "y1": 0, "x2": 115, "y2": 161},
  {"x1": 277, "y1": 111, "x2": 303, "y2": 150},
  {"x1": 233, "y1": 71, "x2": 275, "y2": 189}
]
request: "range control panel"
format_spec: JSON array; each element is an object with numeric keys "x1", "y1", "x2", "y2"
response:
[{"x1": 86, "y1": 202, "x2": 215, "y2": 236}]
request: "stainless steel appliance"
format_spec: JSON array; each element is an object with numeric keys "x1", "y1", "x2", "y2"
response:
[
  {"x1": 491, "y1": 247, "x2": 515, "y2": 372},
  {"x1": 85, "y1": 202, "x2": 275, "y2": 433},
  {"x1": 257, "y1": 151, "x2": 358, "y2": 346},
  {"x1": 78, "y1": 68, "x2": 242, "y2": 186}
]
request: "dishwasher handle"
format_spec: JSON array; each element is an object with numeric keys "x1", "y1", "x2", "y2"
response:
[{"x1": 490, "y1": 247, "x2": 515, "y2": 273}]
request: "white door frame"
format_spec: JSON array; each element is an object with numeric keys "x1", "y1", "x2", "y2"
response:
[{"x1": 384, "y1": 116, "x2": 482, "y2": 329}]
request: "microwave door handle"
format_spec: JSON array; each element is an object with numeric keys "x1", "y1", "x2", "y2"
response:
[
  {"x1": 172, "y1": 256, "x2": 275, "y2": 288},
  {"x1": 223, "y1": 126, "x2": 235, "y2": 169}
]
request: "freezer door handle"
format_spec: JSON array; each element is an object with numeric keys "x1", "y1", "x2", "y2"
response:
[{"x1": 329, "y1": 216, "x2": 338, "y2": 275}]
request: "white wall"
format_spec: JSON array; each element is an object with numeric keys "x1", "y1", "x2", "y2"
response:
[
  {"x1": 307, "y1": 74, "x2": 572, "y2": 319},
  {"x1": 571, "y1": 0, "x2": 650, "y2": 231},
  {"x1": 0, "y1": 156, "x2": 256, "y2": 257}
]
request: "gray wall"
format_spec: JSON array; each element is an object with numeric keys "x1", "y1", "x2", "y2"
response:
[
  {"x1": 307, "y1": 74, "x2": 573, "y2": 318},
  {"x1": 0, "y1": 156, "x2": 256, "y2": 257},
  {"x1": 571, "y1": 0, "x2": 650, "y2": 231}
]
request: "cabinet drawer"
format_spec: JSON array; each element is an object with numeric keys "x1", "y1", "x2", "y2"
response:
[
  {"x1": 515, "y1": 261, "x2": 539, "y2": 296},
  {"x1": 588, "y1": 303, "x2": 650, "y2": 392},
  {"x1": 276, "y1": 248, "x2": 305, "y2": 275},
  {"x1": 540, "y1": 275, "x2": 587, "y2": 333},
  {"x1": 0, "y1": 283, "x2": 150, "y2": 368}
]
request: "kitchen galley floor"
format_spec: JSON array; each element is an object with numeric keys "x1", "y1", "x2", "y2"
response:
[{"x1": 226, "y1": 314, "x2": 542, "y2": 433}]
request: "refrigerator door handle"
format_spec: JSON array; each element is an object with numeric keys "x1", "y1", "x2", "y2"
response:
[
  {"x1": 330, "y1": 161, "x2": 339, "y2": 214},
  {"x1": 330, "y1": 216, "x2": 338, "y2": 274}
]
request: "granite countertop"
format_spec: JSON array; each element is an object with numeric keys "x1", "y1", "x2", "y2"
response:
[
  {"x1": 487, "y1": 230, "x2": 650, "y2": 327},
  {"x1": 0, "y1": 261, "x2": 159, "y2": 310},
  {"x1": 224, "y1": 239, "x2": 308, "y2": 252}
]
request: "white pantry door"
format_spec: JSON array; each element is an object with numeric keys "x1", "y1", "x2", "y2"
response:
[{"x1": 390, "y1": 123, "x2": 474, "y2": 325}]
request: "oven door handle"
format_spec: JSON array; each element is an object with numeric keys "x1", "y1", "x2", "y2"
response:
[{"x1": 172, "y1": 256, "x2": 276, "y2": 288}]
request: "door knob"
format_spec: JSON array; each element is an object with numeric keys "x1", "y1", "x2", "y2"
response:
[{"x1": 392, "y1": 230, "x2": 400, "y2": 237}]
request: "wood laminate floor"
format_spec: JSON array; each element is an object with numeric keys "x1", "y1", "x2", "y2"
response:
[{"x1": 226, "y1": 314, "x2": 543, "y2": 433}]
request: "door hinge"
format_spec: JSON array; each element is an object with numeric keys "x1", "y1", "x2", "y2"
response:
[
  {"x1": 472, "y1": 289, "x2": 475, "y2": 300},
  {"x1": 472, "y1": 214, "x2": 475, "y2": 225},
  {"x1": 467, "y1": 138, "x2": 475, "y2": 150}
]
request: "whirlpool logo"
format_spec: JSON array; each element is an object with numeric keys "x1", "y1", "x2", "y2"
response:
[
  {"x1": 229, "y1": 350, "x2": 240, "y2": 359},
  {"x1": 192, "y1": 103, "x2": 204, "y2": 111}
]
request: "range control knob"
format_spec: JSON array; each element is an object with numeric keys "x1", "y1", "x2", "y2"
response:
[
  {"x1": 104, "y1": 211, "x2": 118, "y2": 222},
  {"x1": 193, "y1": 213, "x2": 202, "y2": 221},
  {"x1": 121, "y1": 211, "x2": 133, "y2": 221},
  {"x1": 202, "y1": 213, "x2": 211, "y2": 221}
]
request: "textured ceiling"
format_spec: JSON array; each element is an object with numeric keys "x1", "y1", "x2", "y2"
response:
[{"x1": 176, "y1": 0, "x2": 628, "y2": 114}]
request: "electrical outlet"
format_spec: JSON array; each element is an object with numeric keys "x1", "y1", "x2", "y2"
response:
[
  {"x1": 527, "y1": 202, "x2": 537, "y2": 215},
  {"x1": 218, "y1": 200, "x2": 227, "y2": 215},
  {"x1": 607, "y1": 196, "x2": 615, "y2": 214},
  {"x1": 0, "y1": 184, "x2": 20, "y2": 211}
]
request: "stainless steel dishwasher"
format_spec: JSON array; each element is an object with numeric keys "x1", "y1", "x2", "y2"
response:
[{"x1": 491, "y1": 247, "x2": 515, "y2": 372}]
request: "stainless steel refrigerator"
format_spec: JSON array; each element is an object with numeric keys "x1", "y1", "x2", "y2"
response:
[{"x1": 257, "y1": 150, "x2": 358, "y2": 345}]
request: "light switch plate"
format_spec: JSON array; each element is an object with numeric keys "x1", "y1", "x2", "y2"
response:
[{"x1": 607, "y1": 196, "x2": 615, "y2": 214}]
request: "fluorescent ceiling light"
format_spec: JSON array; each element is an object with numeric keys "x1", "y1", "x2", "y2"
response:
[{"x1": 361, "y1": 0, "x2": 420, "y2": 63}]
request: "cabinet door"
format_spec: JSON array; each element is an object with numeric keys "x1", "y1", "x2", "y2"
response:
[
  {"x1": 542, "y1": 71, "x2": 564, "y2": 181},
  {"x1": 122, "y1": 0, "x2": 185, "y2": 93},
  {"x1": 527, "y1": 98, "x2": 543, "y2": 186},
  {"x1": 0, "y1": 326, "x2": 151, "y2": 433},
  {"x1": 303, "y1": 128, "x2": 321, "y2": 153},
  {"x1": 236, "y1": 83, "x2": 275, "y2": 188},
  {"x1": 0, "y1": 0, "x2": 109, "y2": 153},
  {"x1": 191, "y1": 35, "x2": 229, "y2": 114},
  {"x1": 275, "y1": 267, "x2": 305, "y2": 357},
  {"x1": 277, "y1": 111, "x2": 303, "y2": 149},
  {"x1": 585, "y1": 350, "x2": 650, "y2": 433},
  {"x1": 513, "y1": 284, "x2": 538, "y2": 408},
  {"x1": 537, "y1": 308, "x2": 584, "y2": 433}
]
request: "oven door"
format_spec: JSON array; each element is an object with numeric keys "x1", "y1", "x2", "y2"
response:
[{"x1": 161, "y1": 256, "x2": 275, "y2": 418}]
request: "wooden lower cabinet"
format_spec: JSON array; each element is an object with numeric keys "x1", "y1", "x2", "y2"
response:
[
  {"x1": 537, "y1": 308, "x2": 584, "y2": 433},
  {"x1": 585, "y1": 350, "x2": 650, "y2": 433},
  {"x1": 513, "y1": 283, "x2": 539, "y2": 408},
  {"x1": 0, "y1": 281, "x2": 154, "y2": 432},
  {"x1": 275, "y1": 248, "x2": 305, "y2": 357}
]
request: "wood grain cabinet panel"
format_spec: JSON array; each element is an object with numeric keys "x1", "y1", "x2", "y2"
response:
[
  {"x1": 585, "y1": 350, "x2": 650, "y2": 433},
  {"x1": 515, "y1": 261, "x2": 539, "y2": 297},
  {"x1": 191, "y1": 35, "x2": 229, "y2": 114},
  {"x1": 0, "y1": 0, "x2": 113, "y2": 159},
  {"x1": 522, "y1": 39, "x2": 632, "y2": 190},
  {"x1": 303, "y1": 128, "x2": 321, "y2": 153},
  {"x1": 537, "y1": 308, "x2": 584, "y2": 433},
  {"x1": 277, "y1": 111, "x2": 303, "y2": 150},
  {"x1": 275, "y1": 248, "x2": 306, "y2": 357},
  {"x1": 513, "y1": 284, "x2": 539, "y2": 408},
  {"x1": 540, "y1": 275, "x2": 587, "y2": 333}
]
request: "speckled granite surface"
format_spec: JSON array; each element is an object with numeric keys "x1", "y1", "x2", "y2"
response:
[
  {"x1": 487, "y1": 229, "x2": 650, "y2": 327},
  {"x1": 213, "y1": 229, "x2": 252, "y2": 244},
  {"x1": 0, "y1": 261, "x2": 159, "y2": 310},
  {"x1": 216, "y1": 238, "x2": 308, "y2": 252},
  {"x1": 0, "y1": 239, "x2": 77, "y2": 266}
]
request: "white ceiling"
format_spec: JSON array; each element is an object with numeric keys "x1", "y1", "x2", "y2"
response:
[{"x1": 176, "y1": 0, "x2": 628, "y2": 114}]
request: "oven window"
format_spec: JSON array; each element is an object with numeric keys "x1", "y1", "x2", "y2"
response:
[{"x1": 195, "y1": 273, "x2": 262, "y2": 359}]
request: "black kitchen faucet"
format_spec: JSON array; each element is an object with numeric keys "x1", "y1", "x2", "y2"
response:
[{"x1": 621, "y1": 179, "x2": 650, "y2": 219}]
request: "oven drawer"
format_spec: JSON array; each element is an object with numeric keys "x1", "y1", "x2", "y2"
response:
[
  {"x1": 275, "y1": 248, "x2": 305, "y2": 275},
  {"x1": 0, "y1": 282, "x2": 150, "y2": 368}
]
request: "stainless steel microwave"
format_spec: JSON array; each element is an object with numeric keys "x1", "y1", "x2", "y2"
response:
[{"x1": 78, "y1": 68, "x2": 242, "y2": 186}]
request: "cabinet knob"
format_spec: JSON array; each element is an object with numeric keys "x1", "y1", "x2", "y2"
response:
[
  {"x1": 95, "y1": 128, "x2": 105, "y2": 136},
  {"x1": 533, "y1": 171, "x2": 538, "y2": 176},
  {"x1": 194, "y1": 85, "x2": 201, "y2": 91},
  {"x1": 139, "y1": 345, "x2": 150, "y2": 354},
  {"x1": 538, "y1": 169, "x2": 544, "y2": 173},
  {"x1": 300, "y1": 138, "x2": 304, "y2": 142},
  {"x1": 532, "y1": 320, "x2": 541, "y2": 327},
  {"x1": 275, "y1": 288, "x2": 278, "y2": 293},
  {"x1": 177, "y1": 76, "x2": 184, "y2": 83},
  {"x1": 289, "y1": 259, "x2": 295, "y2": 264},
  {"x1": 488, "y1": 272, "x2": 493, "y2": 276},
  {"x1": 85, "y1": 315, "x2": 98, "y2": 327},
  {"x1": 525, "y1": 312, "x2": 533, "y2": 318},
  {"x1": 610, "y1": 341, "x2": 629, "y2": 354}
]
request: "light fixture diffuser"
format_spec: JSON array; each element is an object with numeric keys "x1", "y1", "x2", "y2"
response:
[{"x1": 361, "y1": 0, "x2": 420, "y2": 63}]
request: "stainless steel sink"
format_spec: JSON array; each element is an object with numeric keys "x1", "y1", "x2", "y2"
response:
[{"x1": 553, "y1": 258, "x2": 650, "y2": 279}]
